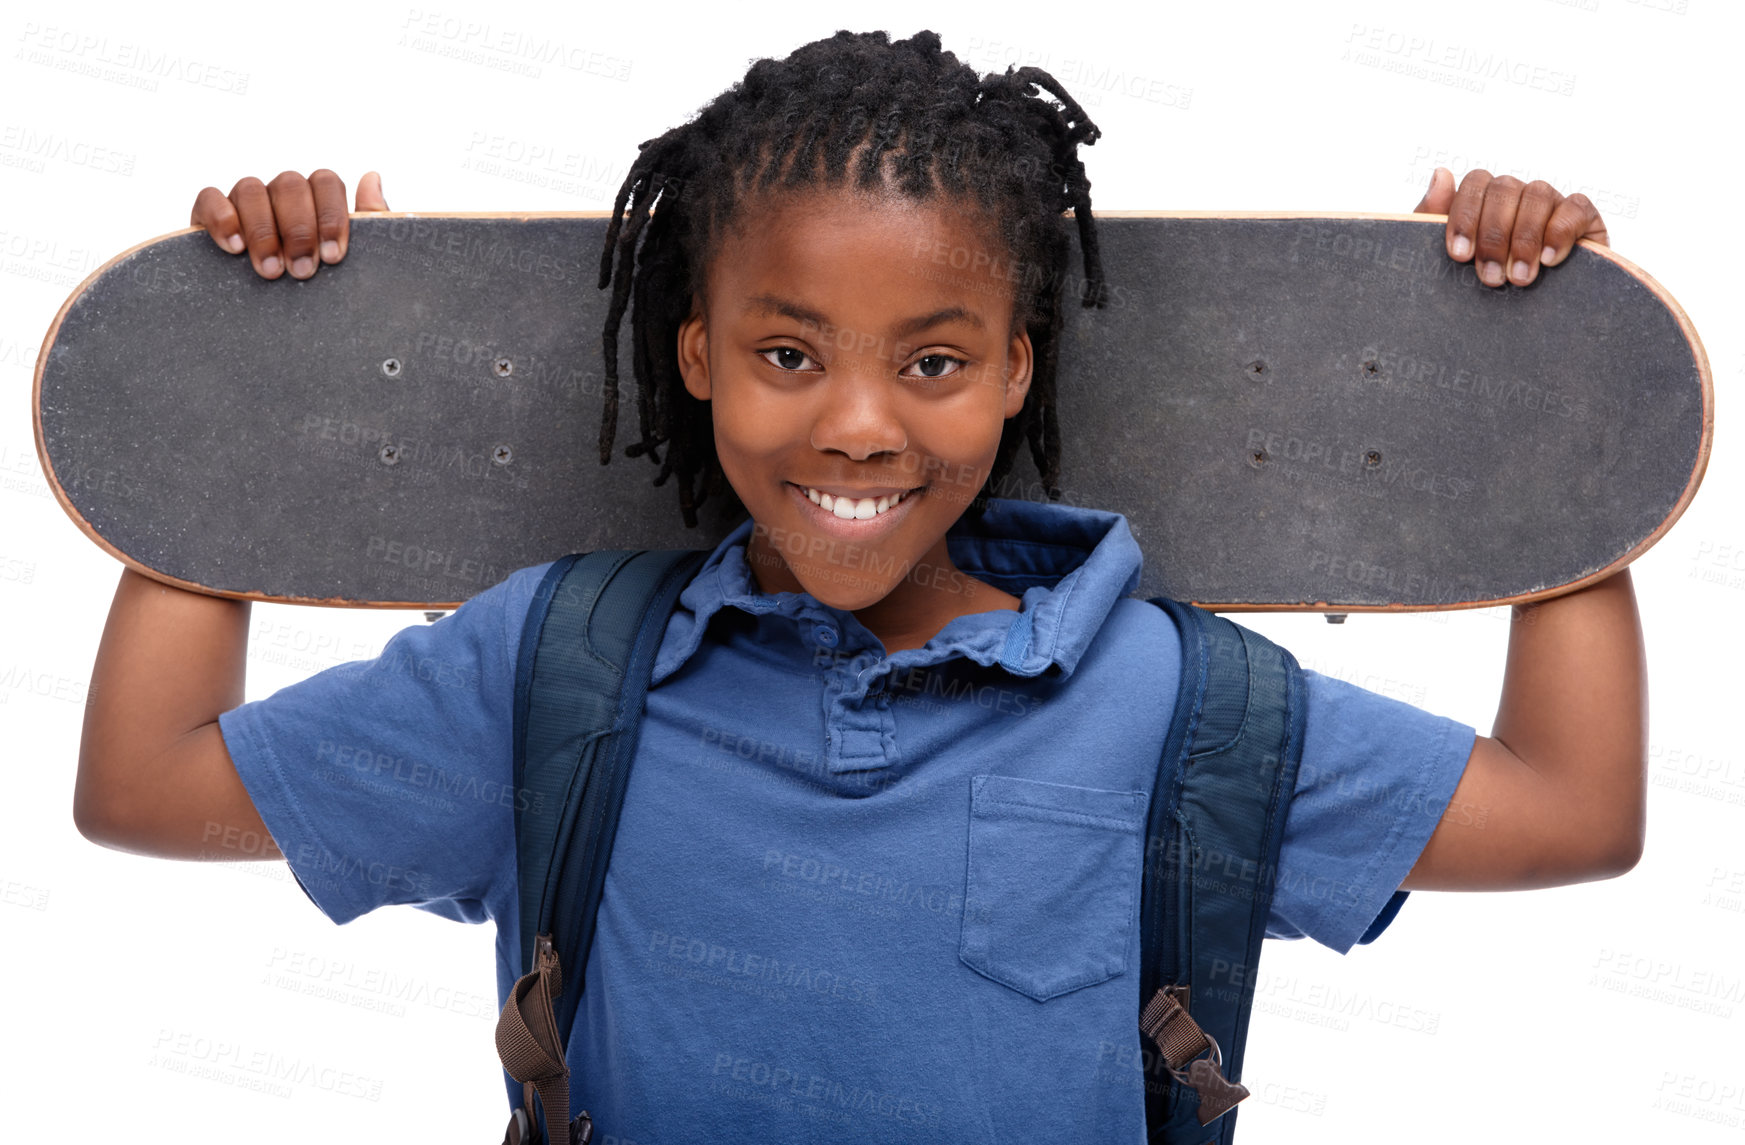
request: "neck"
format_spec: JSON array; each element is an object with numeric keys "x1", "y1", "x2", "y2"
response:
[{"x1": 745, "y1": 531, "x2": 1019, "y2": 655}]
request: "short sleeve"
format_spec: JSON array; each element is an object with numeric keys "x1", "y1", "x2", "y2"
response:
[
  {"x1": 217, "y1": 562, "x2": 555, "y2": 926},
  {"x1": 1264, "y1": 669, "x2": 1477, "y2": 954}
]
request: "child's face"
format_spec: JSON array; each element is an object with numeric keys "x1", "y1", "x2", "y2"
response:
[{"x1": 678, "y1": 189, "x2": 1033, "y2": 613}]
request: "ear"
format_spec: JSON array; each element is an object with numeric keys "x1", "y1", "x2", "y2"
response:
[
  {"x1": 1002, "y1": 325, "x2": 1034, "y2": 419},
  {"x1": 677, "y1": 295, "x2": 710, "y2": 401}
]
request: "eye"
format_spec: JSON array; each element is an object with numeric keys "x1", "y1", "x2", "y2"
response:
[
  {"x1": 757, "y1": 346, "x2": 819, "y2": 372},
  {"x1": 903, "y1": 354, "x2": 966, "y2": 380}
]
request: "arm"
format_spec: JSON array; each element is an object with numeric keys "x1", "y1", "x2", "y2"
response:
[
  {"x1": 1400, "y1": 167, "x2": 1644, "y2": 890},
  {"x1": 73, "y1": 169, "x2": 389, "y2": 859},
  {"x1": 1402, "y1": 568, "x2": 1647, "y2": 890},
  {"x1": 74, "y1": 568, "x2": 279, "y2": 860}
]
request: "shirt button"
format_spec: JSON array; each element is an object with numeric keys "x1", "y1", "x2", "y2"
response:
[{"x1": 813, "y1": 624, "x2": 839, "y2": 648}]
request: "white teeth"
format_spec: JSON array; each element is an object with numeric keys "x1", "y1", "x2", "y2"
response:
[{"x1": 802, "y1": 486, "x2": 912, "y2": 520}]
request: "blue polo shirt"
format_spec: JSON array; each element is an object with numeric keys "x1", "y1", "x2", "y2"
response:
[{"x1": 218, "y1": 497, "x2": 1476, "y2": 1143}]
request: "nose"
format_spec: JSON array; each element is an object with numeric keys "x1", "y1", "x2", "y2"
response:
[{"x1": 809, "y1": 365, "x2": 908, "y2": 461}]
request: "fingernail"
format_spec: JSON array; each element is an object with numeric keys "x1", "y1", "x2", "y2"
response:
[
  {"x1": 292, "y1": 256, "x2": 315, "y2": 278},
  {"x1": 1511, "y1": 260, "x2": 1531, "y2": 283},
  {"x1": 1481, "y1": 260, "x2": 1503, "y2": 286},
  {"x1": 1541, "y1": 245, "x2": 1557, "y2": 265},
  {"x1": 226, "y1": 234, "x2": 244, "y2": 253},
  {"x1": 320, "y1": 240, "x2": 340, "y2": 263},
  {"x1": 1451, "y1": 235, "x2": 1471, "y2": 259},
  {"x1": 262, "y1": 255, "x2": 281, "y2": 275}
]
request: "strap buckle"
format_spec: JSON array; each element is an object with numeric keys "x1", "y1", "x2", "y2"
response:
[
  {"x1": 500, "y1": 1105, "x2": 593, "y2": 1145},
  {"x1": 1140, "y1": 985, "x2": 1252, "y2": 1126}
]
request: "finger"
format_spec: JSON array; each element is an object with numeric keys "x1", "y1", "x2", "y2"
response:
[
  {"x1": 229, "y1": 176, "x2": 284, "y2": 278},
  {"x1": 309, "y1": 168, "x2": 348, "y2": 263},
  {"x1": 190, "y1": 186, "x2": 246, "y2": 254},
  {"x1": 1472, "y1": 175, "x2": 1525, "y2": 288},
  {"x1": 1444, "y1": 169, "x2": 1492, "y2": 263},
  {"x1": 1413, "y1": 166, "x2": 1455, "y2": 216},
  {"x1": 355, "y1": 170, "x2": 389, "y2": 212},
  {"x1": 1503, "y1": 180, "x2": 1561, "y2": 287},
  {"x1": 1541, "y1": 192, "x2": 1609, "y2": 265},
  {"x1": 266, "y1": 170, "x2": 321, "y2": 279}
]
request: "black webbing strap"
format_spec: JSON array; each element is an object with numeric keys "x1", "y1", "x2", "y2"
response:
[
  {"x1": 1140, "y1": 598, "x2": 1306, "y2": 1143},
  {"x1": 499, "y1": 549, "x2": 708, "y2": 1144}
]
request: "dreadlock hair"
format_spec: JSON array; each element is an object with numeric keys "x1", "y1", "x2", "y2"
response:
[{"x1": 597, "y1": 28, "x2": 1106, "y2": 528}]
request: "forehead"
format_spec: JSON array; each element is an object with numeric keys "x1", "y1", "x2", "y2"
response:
[{"x1": 705, "y1": 188, "x2": 1018, "y2": 331}]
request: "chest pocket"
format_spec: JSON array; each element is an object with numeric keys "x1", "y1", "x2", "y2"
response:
[{"x1": 959, "y1": 774, "x2": 1146, "y2": 1002}]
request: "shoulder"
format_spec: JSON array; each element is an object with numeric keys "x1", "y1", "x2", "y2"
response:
[
  {"x1": 355, "y1": 561, "x2": 562, "y2": 694},
  {"x1": 1107, "y1": 595, "x2": 1181, "y2": 638},
  {"x1": 1076, "y1": 596, "x2": 1183, "y2": 682},
  {"x1": 450, "y1": 560, "x2": 562, "y2": 636},
  {"x1": 474, "y1": 560, "x2": 561, "y2": 611}
]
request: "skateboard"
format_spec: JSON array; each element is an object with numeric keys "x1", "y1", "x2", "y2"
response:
[{"x1": 32, "y1": 213, "x2": 1712, "y2": 612}]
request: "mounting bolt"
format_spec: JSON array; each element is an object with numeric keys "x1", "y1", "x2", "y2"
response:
[
  {"x1": 493, "y1": 357, "x2": 513, "y2": 377},
  {"x1": 491, "y1": 444, "x2": 513, "y2": 466},
  {"x1": 380, "y1": 358, "x2": 402, "y2": 378},
  {"x1": 378, "y1": 444, "x2": 400, "y2": 466},
  {"x1": 1364, "y1": 450, "x2": 1382, "y2": 467}
]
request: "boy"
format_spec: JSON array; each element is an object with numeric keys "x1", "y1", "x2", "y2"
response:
[{"x1": 76, "y1": 30, "x2": 1641, "y2": 1142}]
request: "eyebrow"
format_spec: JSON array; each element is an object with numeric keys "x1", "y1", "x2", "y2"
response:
[{"x1": 743, "y1": 293, "x2": 984, "y2": 338}]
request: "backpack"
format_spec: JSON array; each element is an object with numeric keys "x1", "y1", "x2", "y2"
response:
[{"x1": 493, "y1": 549, "x2": 1305, "y2": 1145}]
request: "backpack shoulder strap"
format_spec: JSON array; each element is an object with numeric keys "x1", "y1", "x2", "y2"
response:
[
  {"x1": 1140, "y1": 597, "x2": 1307, "y2": 1145},
  {"x1": 497, "y1": 548, "x2": 709, "y2": 1145}
]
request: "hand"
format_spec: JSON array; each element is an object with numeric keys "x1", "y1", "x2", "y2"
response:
[
  {"x1": 189, "y1": 170, "x2": 389, "y2": 280},
  {"x1": 1415, "y1": 167, "x2": 1608, "y2": 288}
]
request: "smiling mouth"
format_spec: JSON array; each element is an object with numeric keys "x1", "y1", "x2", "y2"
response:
[
  {"x1": 785, "y1": 481, "x2": 927, "y2": 532},
  {"x1": 792, "y1": 483, "x2": 921, "y2": 519}
]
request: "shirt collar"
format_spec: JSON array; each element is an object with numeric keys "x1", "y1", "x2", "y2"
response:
[{"x1": 649, "y1": 496, "x2": 1144, "y2": 686}]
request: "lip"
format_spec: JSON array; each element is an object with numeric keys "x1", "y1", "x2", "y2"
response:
[{"x1": 786, "y1": 481, "x2": 925, "y2": 540}]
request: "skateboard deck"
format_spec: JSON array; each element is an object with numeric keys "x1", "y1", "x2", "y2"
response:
[{"x1": 33, "y1": 213, "x2": 1712, "y2": 612}]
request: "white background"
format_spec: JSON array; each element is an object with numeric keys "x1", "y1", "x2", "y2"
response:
[{"x1": 3, "y1": 0, "x2": 1740, "y2": 1140}]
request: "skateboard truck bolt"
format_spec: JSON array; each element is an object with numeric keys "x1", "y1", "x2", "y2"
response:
[
  {"x1": 1248, "y1": 449, "x2": 1268, "y2": 468},
  {"x1": 379, "y1": 444, "x2": 400, "y2": 466},
  {"x1": 1245, "y1": 359, "x2": 1267, "y2": 377},
  {"x1": 1364, "y1": 450, "x2": 1382, "y2": 467},
  {"x1": 492, "y1": 445, "x2": 513, "y2": 466},
  {"x1": 493, "y1": 356, "x2": 514, "y2": 377},
  {"x1": 1361, "y1": 359, "x2": 1380, "y2": 377},
  {"x1": 380, "y1": 358, "x2": 402, "y2": 378}
]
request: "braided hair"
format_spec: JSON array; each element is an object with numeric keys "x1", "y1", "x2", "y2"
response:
[{"x1": 598, "y1": 28, "x2": 1106, "y2": 527}]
